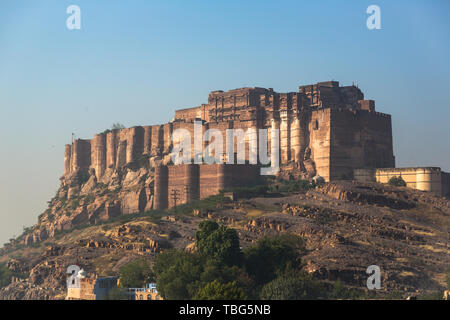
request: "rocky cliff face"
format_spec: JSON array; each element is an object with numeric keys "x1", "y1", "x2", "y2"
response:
[
  {"x1": 1, "y1": 180, "x2": 448, "y2": 300},
  {"x1": 22, "y1": 162, "x2": 156, "y2": 246}
]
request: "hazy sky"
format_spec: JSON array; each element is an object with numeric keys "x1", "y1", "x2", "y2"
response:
[{"x1": 0, "y1": 0, "x2": 449, "y2": 245}]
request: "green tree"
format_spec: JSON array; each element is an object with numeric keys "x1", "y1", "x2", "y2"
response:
[
  {"x1": 153, "y1": 250, "x2": 204, "y2": 300},
  {"x1": 199, "y1": 258, "x2": 256, "y2": 299},
  {"x1": 388, "y1": 176, "x2": 407, "y2": 187},
  {"x1": 195, "y1": 280, "x2": 247, "y2": 300},
  {"x1": 119, "y1": 259, "x2": 154, "y2": 288},
  {"x1": 154, "y1": 251, "x2": 253, "y2": 300},
  {"x1": 196, "y1": 221, "x2": 242, "y2": 266},
  {"x1": 260, "y1": 272, "x2": 327, "y2": 300},
  {"x1": 153, "y1": 224, "x2": 307, "y2": 300},
  {"x1": 243, "y1": 234, "x2": 306, "y2": 286},
  {"x1": 0, "y1": 263, "x2": 12, "y2": 288}
]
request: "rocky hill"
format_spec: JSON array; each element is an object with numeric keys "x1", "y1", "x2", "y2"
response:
[{"x1": 0, "y1": 176, "x2": 449, "y2": 300}]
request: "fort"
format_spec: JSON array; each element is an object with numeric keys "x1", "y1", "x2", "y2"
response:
[
  {"x1": 61, "y1": 80, "x2": 448, "y2": 211},
  {"x1": 64, "y1": 81, "x2": 394, "y2": 177}
]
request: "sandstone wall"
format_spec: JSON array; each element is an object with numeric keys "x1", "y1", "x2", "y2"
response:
[
  {"x1": 70, "y1": 139, "x2": 91, "y2": 173},
  {"x1": 355, "y1": 167, "x2": 448, "y2": 197},
  {"x1": 91, "y1": 134, "x2": 106, "y2": 179},
  {"x1": 442, "y1": 172, "x2": 450, "y2": 197},
  {"x1": 329, "y1": 109, "x2": 395, "y2": 180},
  {"x1": 309, "y1": 108, "x2": 331, "y2": 180},
  {"x1": 154, "y1": 164, "x2": 262, "y2": 209},
  {"x1": 154, "y1": 165, "x2": 168, "y2": 210}
]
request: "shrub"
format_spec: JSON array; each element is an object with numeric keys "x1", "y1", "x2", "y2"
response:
[
  {"x1": 260, "y1": 271, "x2": 327, "y2": 300},
  {"x1": 119, "y1": 259, "x2": 154, "y2": 288},
  {"x1": 167, "y1": 194, "x2": 231, "y2": 216},
  {"x1": 194, "y1": 280, "x2": 247, "y2": 300},
  {"x1": 224, "y1": 185, "x2": 269, "y2": 199},
  {"x1": 270, "y1": 179, "x2": 314, "y2": 193},
  {"x1": 154, "y1": 250, "x2": 252, "y2": 300},
  {"x1": 153, "y1": 250, "x2": 204, "y2": 300},
  {"x1": 388, "y1": 176, "x2": 406, "y2": 187},
  {"x1": 243, "y1": 234, "x2": 306, "y2": 286},
  {"x1": 196, "y1": 221, "x2": 242, "y2": 266}
]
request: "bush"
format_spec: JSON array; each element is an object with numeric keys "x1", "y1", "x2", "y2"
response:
[
  {"x1": 153, "y1": 250, "x2": 205, "y2": 300},
  {"x1": 196, "y1": 221, "x2": 242, "y2": 266},
  {"x1": 167, "y1": 194, "x2": 231, "y2": 216},
  {"x1": 194, "y1": 280, "x2": 247, "y2": 300},
  {"x1": 224, "y1": 185, "x2": 269, "y2": 199},
  {"x1": 270, "y1": 179, "x2": 314, "y2": 193},
  {"x1": 243, "y1": 234, "x2": 306, "y2": 286},
  {"x1": 153, "y1": 222, "x2": 313, "y2": 300},
  {"x1": 388, "y1": 176, "x2": 406, "y2": 187},
  {"x1": 260, "y1": 272, "x2": 327, "y2": 300},
  {"x1": 154, "y1": 250, "x2": 252, "y2": 300},
  {"x1": 119, "y1": 259, "x2": 154, "y2": 288}
]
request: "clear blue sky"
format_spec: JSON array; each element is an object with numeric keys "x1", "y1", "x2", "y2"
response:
[{"x1": 1, "y1": 0, "x2": 449, "y2": 245}]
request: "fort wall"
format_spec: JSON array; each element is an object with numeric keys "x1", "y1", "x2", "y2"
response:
[
  {"x1": 154, "y1": 164, "x2": 261, "y2": 209},
  {"x1": 106, "y1": 131, "x2": 117, "y2": 169},
  {"x1": 91, "y1": 134, "x2": 106, "y2": 179},
  {"x1": 143, "y1": 125, "x2": 152, "y2": 155},
  {"x1": 442, "y1": 172, "x2": 450, "y2": 197},
  {"x1": 64, "y1": 144, "x2": 71, "y2": 176},
  {"x1": 154, "y1": 165, "x2": 168, "y2": 210},
  {"x1": 70, "y1": 139, "x2": 91, "y2": 173},
  {"x1": 354, "y1": 167, "x2": 448, "y2": 196},
  {"x1": 329, "y1": 108, "x2": 395, "y2": 180},
  {"x1": 309, "y1": 108, "x2": 331, "y2": 180}
]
